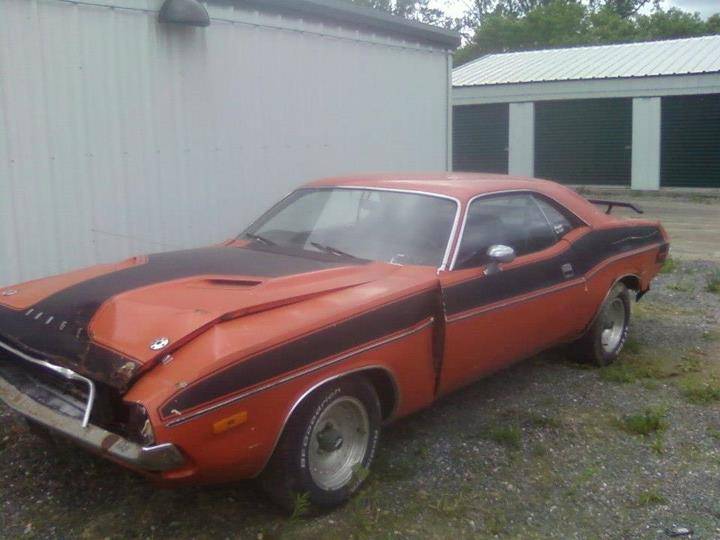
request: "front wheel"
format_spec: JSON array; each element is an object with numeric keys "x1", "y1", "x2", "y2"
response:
[
  {"x1": 259, "y1": 376, "x2": 381, "y2": 510},
  {"x1": 572, "y1": 282, "x2": 631, "y2": 366}
]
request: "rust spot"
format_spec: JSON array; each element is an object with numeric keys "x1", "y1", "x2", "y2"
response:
[
  {"x1": 116, "y1": 362, "x2": 137, "y2": 382},
  {"x1": 100, "y1": 434, "x2": 121, "y2": 451}
]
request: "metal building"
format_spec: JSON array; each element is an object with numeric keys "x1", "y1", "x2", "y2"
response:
[
  {"x1": 0, "y1": 0, "x2": 459, "y2": 287},
  {"x1": 452, "y1": 36, "x2": 720, "y2": 190}
]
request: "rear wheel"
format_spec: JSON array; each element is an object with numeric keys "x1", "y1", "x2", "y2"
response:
[
  {"x1": 259, "y1": 376, "x2": 381, "y2": 511},
  {"x1": 572, "y1": 282, "x2": 631, "y2": 366}
]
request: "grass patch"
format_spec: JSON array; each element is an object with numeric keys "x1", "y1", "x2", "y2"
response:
[
  {"x1": 617, "y1": 407, "x2": 668, "y2": 436},
  {"x1": 668, "y1": 277, "x2": 692, "y2": 292},
  {"x1": 650, "y1": 435, "x2": 665, "y2": 455},
  {"x1": 525, "y1": 413, "x2": 562, "y2": 429},
  {"x1": 372, "y1": 452, "x2": 419, "y2": 482},
  {"x1": 599, "y1": 355, "x2": 675, "y2": 383},
  {"x1": 680, "y1": 378, "x2": 720, "y2": 405},
  {"x1": 660, "y1": 257, "x2": 678, "y2": 274},
  {"x1": 637, "y1": 489, "x2": 667, "y2": 506},
  {"x1": 706, "y1": 270, "x2": 720, "y2": 294},
  {"x1": 623, "y1": 336, "x2": 642, "y2": 355},
  {"x1": 483, "y1": 425, "x2": 522, "y2": 450}
]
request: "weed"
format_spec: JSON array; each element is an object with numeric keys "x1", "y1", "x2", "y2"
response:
[
  {"x1": 429, "y1": 493, "x2": 472, "y2": 518},
  {"x1": 564, "y1": 465, "x2": 599, "y2": 498},
  {"x1": 618, "y1": 407, "x2": 668, "y2": 436},
  {"x1": 530, "y1": 443, "x2": 547, "y2": 457},
  {"x1": 372, "y1": 452, "x2": 417, "y2": 482},
  {"x1": 650, "y1": 435, "x2": 665, "y2": 455},
  {"x1": 707, "y1": 428, "x2": 720, "y2": 441},
  {"x1": 483, "y1": 512, "x2": 508, "y2": 535},
  {"x1": 702, "y1": 330, "x2": 720, "y2": 342},
  {"x1": 660, "y1": 257, "x2": 678, "y2": 274},
  {"x1": 668, "y1": 277, "x2": 692, "y2": 292},
  {"x1": 524, "y1": 412, "x2": 562, "y2": 429},
  {"x1": 484, "y1": 425, "x2": 522, "y2": 450},
  {"x1": 352, "y1": 464, "x2": 370, "y2": 484},
  {"x1": 637, "y1": 489, "x2": 667, "y2": 506},
  {"x1": 289, "y1": 492, "x2": 311, "y2": 521},
  {"x1": 623, "y1": 336, "x2": 642, "y2": 355},
  {"x1": 681, "y1": 378, "x2": 720, "y2": 405},
  {"x1": 679, "y1": 355, "x2": 702, "y2": 374},
  {"x1": 706, "y1": 270, "x2": 720, "y2": 294},
  {"x1": 599, "y1": 355, "x2": 675, "y2": 383}
]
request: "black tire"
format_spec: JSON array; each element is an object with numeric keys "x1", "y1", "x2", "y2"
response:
[
  {"x1": 258, "y1": 376, "x2": 381, "y2": 511},
  {"x1": 572, "y1": 282, "x2": 631, "y2": 366}
]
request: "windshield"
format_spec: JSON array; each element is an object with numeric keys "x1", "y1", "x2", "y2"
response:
[{"x1": 243, "y1": 188, "x2": 457, "y2": 267}]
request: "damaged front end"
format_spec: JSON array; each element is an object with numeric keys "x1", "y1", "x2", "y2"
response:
[{"x1": 0, "y1": 340, "x2": 184, "y2": 472}]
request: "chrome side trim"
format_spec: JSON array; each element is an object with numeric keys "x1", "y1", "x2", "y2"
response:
[
  {"x1": 446, "y1": 278, "x2": 585, "y2": 324},
  {"x1": 252, "y1": 363, "x2": 400, "y2": 478},
  {"x1": 165, "y1": 317, "x2": 433, "y2": 428},
  {"x1": 584, "y1": 243, "x2": 658, "y2": 281},
  {"x1": 0, "y1": 375, "x2": 185, "y2": 472},
  {"x1": 448, "y1": 189, "x2": 589, "y2": 271},
  {"x1": 0, "y1": 340, "x2": 95, "y2": 428},
  {"x1": 445, "y1": 243, "x2": 658, "y2": 326}
]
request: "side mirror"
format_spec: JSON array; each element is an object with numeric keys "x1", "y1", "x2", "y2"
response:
[{"x1": 485, "y1": 244, "x2": 516, "y2": 275}]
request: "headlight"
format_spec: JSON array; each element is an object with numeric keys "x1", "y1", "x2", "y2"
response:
[{"x1": 126, "y1": 403, "x2": 156, "y2": 446}]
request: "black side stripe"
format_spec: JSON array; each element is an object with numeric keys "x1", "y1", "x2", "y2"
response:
[
  {"x1": 160, "y1": 288, "x2": 438, "y2": 418},
  {"x1": 444, "y1": 225, "x2": 662, "y2": 316}
]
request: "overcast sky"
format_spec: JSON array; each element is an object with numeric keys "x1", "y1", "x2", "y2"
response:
[{"x1": 431, "y1": 0, "x2": 719, "y2": 18}]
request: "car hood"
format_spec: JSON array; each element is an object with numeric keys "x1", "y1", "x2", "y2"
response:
[{"x1": 0, "y1": 246, "x2": 398, "y2": 391}]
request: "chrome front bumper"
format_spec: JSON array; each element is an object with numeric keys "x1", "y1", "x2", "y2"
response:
[{"x1": 0, "y1": 346, "x2": 185, "y2": 473}]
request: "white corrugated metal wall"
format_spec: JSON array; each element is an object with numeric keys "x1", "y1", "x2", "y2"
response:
[{"x1": 0, "y1": 0, "x2": 451, "y2": 286}]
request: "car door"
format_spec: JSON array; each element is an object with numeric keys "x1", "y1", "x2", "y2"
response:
[{"x1": 437, "y1": 191, "x2": 591, "y2": 395}]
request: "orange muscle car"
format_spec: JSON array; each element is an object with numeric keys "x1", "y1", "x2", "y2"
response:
[{"x1": 0, "y1": 173, "x2": 669, "y2": 508}]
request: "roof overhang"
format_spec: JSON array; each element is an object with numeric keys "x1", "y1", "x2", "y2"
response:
[
  {"x1": 453, "y1": 73, "x2": 720, "y2": 105},
  {"x1": 213, "y1": 0, "x2": 460, "y2": 49}
]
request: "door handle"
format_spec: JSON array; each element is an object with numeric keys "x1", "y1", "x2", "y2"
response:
[{"x1": 561, "y1": 263, "x2": 575, "y2": 279}]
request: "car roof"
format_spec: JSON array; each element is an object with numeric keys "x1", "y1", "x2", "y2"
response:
[
  {"x1": 308, "y1": 172, "x2": 567, "y2": 201},
  {"x1": 305, "y1": 172, "x2": 609, "y2": 225}
]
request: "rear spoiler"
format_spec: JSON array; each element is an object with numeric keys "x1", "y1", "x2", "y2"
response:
[{"x1": 588, "y1": 199, "x2": 644, "y2": 215}]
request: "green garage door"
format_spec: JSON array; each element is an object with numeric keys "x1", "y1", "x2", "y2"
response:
[
  {"x1": 535, "y1": 98, "x2": 632, "y2": 185},
  {"x1": 452, "y1": 103, "x2": 509, "y2": 173},
  {"x1": 661, "y1": 94, "x2": 720, "y2": 188}
]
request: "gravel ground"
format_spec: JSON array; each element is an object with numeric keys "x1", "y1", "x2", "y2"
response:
[{"x1": 1, "y1": 258, "x2": 719, "y2": 540}]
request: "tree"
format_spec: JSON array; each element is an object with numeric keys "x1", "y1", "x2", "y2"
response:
[
  {"x1": 346, "y1": 0, "x2": 459, "y2": 29},
  {"x1": 455, "y1": 0, "x2": 720, "y2": 66}
]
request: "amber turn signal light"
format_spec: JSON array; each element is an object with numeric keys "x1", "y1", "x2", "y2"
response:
[{"x1": 212, "y1": 411, "x2": 248, "y2": 434}]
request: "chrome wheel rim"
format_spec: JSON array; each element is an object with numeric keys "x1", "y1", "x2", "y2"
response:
[
  {"x1": 601, "y1": 298, "x2": 626, "y2": 353},
  {"x1": 308, "y1": 396, "x2": 369, "y2": 491}
]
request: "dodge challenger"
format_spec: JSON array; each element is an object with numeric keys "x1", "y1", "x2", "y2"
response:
[{"x1": 0, "y1": 173, "x2": 669, "y2": 508}]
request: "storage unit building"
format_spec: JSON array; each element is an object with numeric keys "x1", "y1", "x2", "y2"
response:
[
  {"x1": 452, "y1": 36, "x2": 720, "y2": 190},
  {"x1": 0, "y1": 0, "x2": 459, "y2": 286}
]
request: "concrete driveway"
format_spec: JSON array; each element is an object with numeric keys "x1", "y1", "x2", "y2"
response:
[{"x1": 576, "y1": 188, "x2": 720, "y2": 262}]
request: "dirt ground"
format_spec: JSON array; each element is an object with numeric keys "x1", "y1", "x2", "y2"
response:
[
  {"x1": 575, "y1": 187, "x2": 720, "y2": 262},
  {"x1": 1, "y1": 195, "x2": 719, "y2": 539}
]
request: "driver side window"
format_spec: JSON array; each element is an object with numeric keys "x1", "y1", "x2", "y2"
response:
[{"x1": 455, "y1": 193, "x2": 558, "y2": 270}]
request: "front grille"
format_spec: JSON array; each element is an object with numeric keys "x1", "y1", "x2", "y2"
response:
[
  {"x1": 0, "y1": 347, "x2": 127, "y2": 433},
  {"x1": 0, "y1": 353, "x2": 88, "y2": 420}
]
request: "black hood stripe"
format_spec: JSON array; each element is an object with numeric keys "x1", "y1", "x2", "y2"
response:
[{"x1": 0, "y1": 247, "x2": 353, "y2": 390}]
